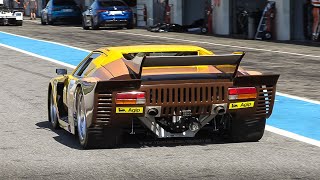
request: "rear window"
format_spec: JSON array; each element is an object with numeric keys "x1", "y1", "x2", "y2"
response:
[
  {"x1": 98, "y1": 1, "x2": 127, "y2": 7},
  {"x1": 53, "y1": 0, "x2": 77, "y2": 6}
]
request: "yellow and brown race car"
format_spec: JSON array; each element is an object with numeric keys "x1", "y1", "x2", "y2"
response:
[{"x1": 48, "y1": 45, "x2": 279, "y2": 149}]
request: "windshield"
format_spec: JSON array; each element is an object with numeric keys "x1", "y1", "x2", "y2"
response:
[
  {"x1": 98, "y1": 1, "x2": 127, "y2": 7},
  {"x1": 53, "y1": 0, "x2": 77, "y2": 6}
]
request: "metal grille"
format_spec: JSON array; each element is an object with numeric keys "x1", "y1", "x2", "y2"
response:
[
  {"x1": 144, "y1": 85, "x2": 227, "y2": 105},
  {"x1": 96, "y1": 93, "x2": 112, "y2": 123},
  {"x1": 141, "y1": 83, "x2": 230, "y2": 116},
  {"x1": 255, "y1": 85, "x2": 275, "y2": 118}
]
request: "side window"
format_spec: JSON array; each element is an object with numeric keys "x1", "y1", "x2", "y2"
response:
[{"x1": 74, "y1": 53, "x2": 101, "y2": 77}]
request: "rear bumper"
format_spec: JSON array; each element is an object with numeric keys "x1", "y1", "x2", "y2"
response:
[
  {"x1": 51, "y1": 12, "x2": 81, "y2": 22},
  {"x1": 0, "y1": 17, "x2": 19, "y2": 25},
  {"x1": 89, "y1": 75, "x2": 279, "y2": 137},
  {"x1": 99, "y1": 19, "x2": 129, "y2": 27}
]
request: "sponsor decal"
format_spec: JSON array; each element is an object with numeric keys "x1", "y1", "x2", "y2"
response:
[
  {"x1": 116, "y1": 107, "x2": 144, "y2": 113},
  {"x1": 229, "y1": 101, "x2": 255, "y2": 109}
]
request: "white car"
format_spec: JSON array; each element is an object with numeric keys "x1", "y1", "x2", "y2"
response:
[{"x1": 0, "y1": 0, "x2": 23, "y2": 26}]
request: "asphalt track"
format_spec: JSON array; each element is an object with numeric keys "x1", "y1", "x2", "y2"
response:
[{"x1": 0, "y1": 21, "x2": 320, "y2": 179}]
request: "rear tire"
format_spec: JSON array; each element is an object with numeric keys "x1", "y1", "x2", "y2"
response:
[
  {"x1": 82, "y1": 18, "x2": 89, "y2": 30},
  {"x1": 76, "y1": 88, "x2": 122, "y2": 149},
  {"x1": 48, "y1": 89, "x2": 60, "y2": 129},
  {"x1": 41, "y1": 16, "x2": 46, "y2": 25},
  {"x1": 126, "y1": 22, "x2": 134, "y2": 29},
  {"x1": 228, "y1": 117, "x2": 266, "y2": 142},
  {"x1": 16, "y1": 20, "x2": 23, "y2": 26},
  {"x1": 91, "y1": 19, "x2": 99, "y2": 30},
  {"x1": 47, "y1": 16, "x2": 54, "y2": 25}
]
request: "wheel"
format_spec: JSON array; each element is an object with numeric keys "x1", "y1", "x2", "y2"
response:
[
  {"x1": 76, "y1": 88, "x2": 123, "y2": 149},
  {"x1": 201, "y1": 27, "x2": 208, "y2": 34},
  {"x1": 41, "y1": 16, "x2": 46, "y2": 25},
  {"x1": 82, "y1": 18, "x2": 89, "y2": 30},
  {"x1": 228, "y1": 117, "x2": 266, "y2": 142},
  {"x1": 47, "y1": 16, "x2": 54, "y2": 25},
  {"x1": 16, "y1": 20, "x2": 23, "y2": 26},
  {"x1": 126, "y1": 22, "x2": 134, "y2": 29},
  {"x1": 263, "y1": 31, "x2": 272, "y2": 40},
  {"x1": 48, "y1": 89, "x2": 60, "y2": 129},
  {"x1": 91, "y1": 19, "x2": 99, "y2": 30}
]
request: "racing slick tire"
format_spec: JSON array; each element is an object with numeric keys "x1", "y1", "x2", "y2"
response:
[
  {"x1": 228, "y1": 118, "x2": 266, "y2": 142},
  {"x1": 76, "y1": 88, "x2": 122, "y2": 149},
  {"x1": 48, "y1": 89, "x2": 60, "y2": 129}
]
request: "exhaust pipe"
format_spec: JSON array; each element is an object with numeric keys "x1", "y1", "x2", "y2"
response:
[
  {"x1": 214, "y1": 106, "x2": 226, "y2": 115},
  {"x1": 148, "y1": 108, "x2": 159, "y2": 116}
]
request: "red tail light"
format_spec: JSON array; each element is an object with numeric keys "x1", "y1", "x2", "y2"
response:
[
  {"x1": 228, "y1": 87, "x2": 257, "y2": 100},
  {"x1": 123, "y1": 8, "x2": 132, "y2": 12},
  {"x1": 97, "y1": 10, "x2": 108, "y2": 13},
  {"x1": 116, "y1": 91, "x2": 145, "y2": 104}
]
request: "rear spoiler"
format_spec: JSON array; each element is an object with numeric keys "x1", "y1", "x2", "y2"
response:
[{"x1": 123, "y1": 53, "x2": 245, "y2": 79}]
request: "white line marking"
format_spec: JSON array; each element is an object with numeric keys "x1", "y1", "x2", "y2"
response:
[
  {"x1": 0, "y1": 43, "x2": 76, "y2": 69},
  {"x1": 0, "y1": 31, "x2": 91, "y2": 53},
  {"x1": 109, "y1": 31, "x2": 320, "y2": 59},
  {"x1": 265, "y1": 125, "x2": 320, "y2": 147},
  {"x1": 276, "y1": 92, "x2": 320, "y2": 105},
  {"x1": 1, "y1": 42, "x2": 320, "y2": 147}
]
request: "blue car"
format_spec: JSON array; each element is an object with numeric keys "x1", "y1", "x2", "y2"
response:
[
  {"x1": 41, "y1": 0, "x2": 82, "y2": 25},
  {"x1": 82, "y1": 0, "x2": 134, "y2": 30}
]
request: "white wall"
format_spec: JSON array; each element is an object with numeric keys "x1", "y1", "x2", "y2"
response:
[
  {"x1": 273, "y1": 0, "x2": 291, "y2": 40},
  {"x1": 213, "y1": 0, "x2": 230, "y2": 35}
]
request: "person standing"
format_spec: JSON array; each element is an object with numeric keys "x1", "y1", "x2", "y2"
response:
[
  {"x1": 26, "y1": 0, "x2": 37, "y2": 20},
  {"x1": 311, "y1": 0, "x2": 320, "y2": 40},
  {"x1": 15, "y1": 0, "x2": 25, "y2": 13}
]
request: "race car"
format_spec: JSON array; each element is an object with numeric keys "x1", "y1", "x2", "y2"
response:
[
  {"x1": 0, "y1": 1, "x2": 23, "y2": 26},
  {"x1": 48, "y1": 45, "x2": 279, "y2": 149}
]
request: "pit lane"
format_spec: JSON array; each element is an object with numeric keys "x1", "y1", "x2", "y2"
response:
[{"x1": 0, "y1": 21, "x2": 320, "y2": 179}]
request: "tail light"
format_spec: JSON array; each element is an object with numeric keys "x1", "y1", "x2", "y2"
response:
[
  {"x1": 116, "y1": 91, "x2": 145, "y2": 104},
  {"x1": 228, "y1": 87, "x2": 257, "y2": 100},
  {"x1": 97, "y1": 10, "x2": 108, "y2": 13},
  {"x1": 52, "y1": 7, "x2": 62, "y2": 11},
  {"x1": 123, "y1": 9, "x2": 132, "y2": 12}
]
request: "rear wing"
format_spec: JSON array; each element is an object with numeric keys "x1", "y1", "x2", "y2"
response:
[{"x1": 123, "y1": 53, "x2": 245, "y2": 79}]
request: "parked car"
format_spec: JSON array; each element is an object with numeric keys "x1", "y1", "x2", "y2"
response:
[
  {"x1": 82, "y1": 0, "x2": 134, "y2": 30},
  {"x1": 48, "y1": 45, "x2": 279, "y2": 149},
  {"x1": 0, "y1": 6, "x2": 23, "y2": 26},
  {"x1": 41, "y1": 0, "x2": 81, "y2": 25}
]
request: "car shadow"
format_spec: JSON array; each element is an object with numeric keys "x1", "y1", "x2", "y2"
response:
[
  {"x1": 36, "y1": 121, "x2": 81, "y2": 150},
  {"x1": 36, "y1": 121, "x2": 229, "y2": 150}
]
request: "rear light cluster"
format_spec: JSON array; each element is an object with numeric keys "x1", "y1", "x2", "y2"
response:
[
  {"x1": 123, "y1": 9, "x2": 132, "y2": 12},
  {"x1": 97, "y1": 10, "x2": 109, "y2": 13},
  {"x1": 116, "y1": 91, "x2": 146, "y2": 104},
  {"x1": 228, "y1": 87, "x2": 257, "y2": 100}
]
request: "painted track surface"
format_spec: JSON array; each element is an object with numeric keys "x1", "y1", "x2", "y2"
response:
[{"x1": 0, "y1": 21, "x2": 320, "y2": 179}]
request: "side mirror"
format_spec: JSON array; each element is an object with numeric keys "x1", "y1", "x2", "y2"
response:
[{"x1": 56, "y1": 69, "x2": 67, "y2": 75}]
